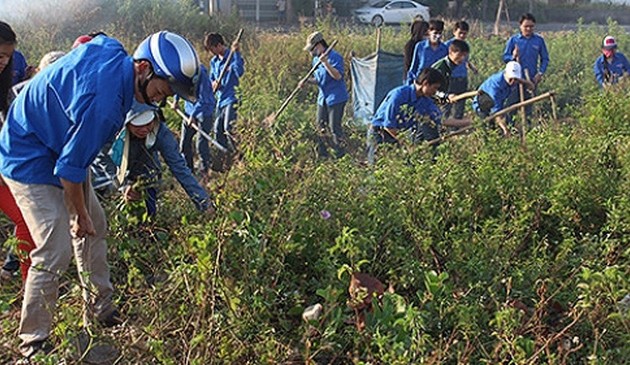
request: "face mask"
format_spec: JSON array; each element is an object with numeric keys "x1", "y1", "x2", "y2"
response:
[{"x1": 430, "y1": 33, "x2": 441, "y2": 43}]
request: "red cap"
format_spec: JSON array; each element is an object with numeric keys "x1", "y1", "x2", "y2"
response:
[{"x1": 72, "y1": 35, "x2": 93, "y2": 49}]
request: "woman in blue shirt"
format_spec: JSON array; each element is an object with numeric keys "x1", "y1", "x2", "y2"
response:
[{"x1": 300, "y1": 31, "x2": 349, "y2": 159}]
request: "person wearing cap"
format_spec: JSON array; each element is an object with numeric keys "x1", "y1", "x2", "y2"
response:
[
  {"x1": 594, "y1": 35, "x2": 630, "y2": 88},
  {"x1": 299, "y1": 31, "x2": 348, "y2": 159},
  {"x1": 367, "y1": 68, "x2": 469, "y2": 164},
  {"x1": 114, "y1": 104, "x2": 214, "y2": 217},
  {"x1": 406, "y1": 19, "x2": 448, "y2": 86},
  {"x1": 204, "y1": 32, "x2": 245, "y2": 172},
  {"x1": 0, "y1": 30, "x2": 202, "y2": 360},
  {"x1": 472, "y1": 61, "x2": 534, "y2": 136}
]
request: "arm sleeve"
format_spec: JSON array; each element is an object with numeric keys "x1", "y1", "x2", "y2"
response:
[
  {"x1": 622, "y1": 54, "x2": 630, "y2": 75},
  {"x1": 189, "y1": 66, "x2": 216, "y2": 119},
  {"x1": 54, "y1": 90, "x2": 122, "y2": 183},
  {"x1": 502, "y1": 38, "x2": 515, "y2": 63},
  {"x1": 222, "y1": 51, "x2": 245, "y2": 88},
  {"x1": 406, "y1": 42, "x2": 422, "y2": 85},
  {"x1": 539, "y1": 37, "x2": 550, "y2": 74},
  {"x1": 156, "y1": 123, "x2": 211, "y2": 210},
  {"x1": 381, "y1": 94, "x2": 404, "y2": 129},
  {"x1": 594, "y1": 59, "x2": 605, "y2": 87}
]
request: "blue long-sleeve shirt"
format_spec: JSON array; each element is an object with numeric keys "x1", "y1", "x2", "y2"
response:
[
  {"x1": 312, "y1": 49, "x2": 349, "y2": 107},
  {"x1": 11, "y1": 50, "x2": 27, "y2": 85},
  {"x1": 473, "y1": 71, "x2": 516, "y2": 114},
  {"x1": 184, "y1": 65, "x2": 216, "y2": 120},
  {"x1": 406, "y1": 40, "x2": 448, "y2": 85},
  {"x1": 0, "y1": 36, "x2": 135, "y2": 187},
  {"x1": 593, "y1": 52, "x2": 630, "y2": 87},
  {"x1": 502, "y1": 33, "x2": 549, "y2": 77},
  {"x1": 371, "y1": 85, "x2": 441, "y2": 131},
  {"x1": 210, "y1": 49, "x2": 245, "y2": 108},
  {"x1": 124, "y1": 122, "x2": 211, "y2": 211}
]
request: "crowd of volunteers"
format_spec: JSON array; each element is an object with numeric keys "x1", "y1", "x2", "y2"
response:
[{"x1": 0, "y1": 11, "x2": 626, "y2": 362}]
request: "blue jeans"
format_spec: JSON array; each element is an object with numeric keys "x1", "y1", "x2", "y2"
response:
[{"x1": 180, "y1": 115, "x2": 212, "y2": 173}]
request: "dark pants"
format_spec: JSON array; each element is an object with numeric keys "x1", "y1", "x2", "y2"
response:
[
  {"x1": 444, "y1": 77, "x2": 467, "y2": 119},
  {"x1": 317, "y1": 102, "x2": 346, "y2": 159},
  {"x1": 180, "y1": 115, "x2": 213, "y2": 173},
  {"x1": 212, "y1": 103, "x2": 238, "y2": 172}
]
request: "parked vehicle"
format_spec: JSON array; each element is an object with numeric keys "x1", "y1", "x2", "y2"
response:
[{"x1": 354, "y1": 0, "x2": 430, "y2": 27}]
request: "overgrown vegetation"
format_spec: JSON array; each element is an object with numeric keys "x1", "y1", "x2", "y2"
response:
[{"x1": 1, "y1": 2, "x2": 629, "y2": 364}]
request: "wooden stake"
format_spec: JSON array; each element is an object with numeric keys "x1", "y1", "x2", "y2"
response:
[
  {"x1": 375, "y1": 27, "x2": 382, "y2": 53},
  {"x1": 550, "y1": 94, "x2": 558, "y2": 123}
]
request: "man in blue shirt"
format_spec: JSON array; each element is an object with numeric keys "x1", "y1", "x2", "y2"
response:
[
  {"x1": 0, "y1": 31, "x2": 202, "y2": 360},
  {"x1": 206, "y1": 32, "x2": 245, "y2": 172},
  {"x1": 444, "y1": 21, "x2": 478, "y2": 119},
  {"x1": 503, "y1": 13, "x2": 549, "y2": 119},
  {"x1": 594, "y1": 35, "x2": 630, "y2": 88},
  {"x1": 367, "y1": 68, "x2": 469, "y2": 164},
  {"x1": 472, "y1": 61, "x2": 534, "y2": 136},
  {"x1": 406, "y1": 19, "x2": 448, "y2": 86},
  {"x1": 300, "y1": 31, "x2": 349, "y2": 159},
  {"x1": 179, "y1": 64, "x2": 217, "y2": 178}
]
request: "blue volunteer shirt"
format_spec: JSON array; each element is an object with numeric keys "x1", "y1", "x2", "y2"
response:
[
  {"x1": 407, "y1": 40, "x2": 448, "y2": 85},
  {"x1": 502, "y1": 33, "x2": 549, "y2": 77},
  {"x1": 11, "y1": 50, "x2": 28, "y2": 85},
  {"x1": 0, "y1": 36, "x2": 135, "y2": 187},
  {"x1": 312, "y1": 49, "x2": 349, "y2": 107},
  {"x1": 184, "y1": 65, "x2": 216, "y2": 119},
  {"x1": 210, "y1": 49, "x2": 245, "y2": 109},
  {"x1": 371, "y1": 85, "x2": 441, "y2": 131},
  {"x1": 593, "y1": 52, "x2": 630, "y2": 87},
  {"x1": 445, "y1": 37, "x2": 468, "y2": 78},
  {"x1": 474, "y1": 70, "x2": 516, "y2": 114}
]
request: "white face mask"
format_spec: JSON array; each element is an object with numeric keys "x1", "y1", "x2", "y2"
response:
[{"x1": 430, "y1": 33, "x2": 442, "y2": 43}]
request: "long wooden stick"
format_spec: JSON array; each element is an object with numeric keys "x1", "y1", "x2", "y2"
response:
[
  {"x1": 375, "y1": 27, "x2": 382, "y2": 53},
  {"x1": 213, "y1": 28, "x2": 244, "y2": 94},
  {"x1": 449, "y1": 90, "x2": 479, "y2": 103},
  {"x1": 485, "y1": 91, "x2": 554, "y2": 121},
  {"x1": 425, "y1": 91, "x2": 554, "y2": 148},
  {"x1": 170, "y1": 101, "x2": 228, "y2": 153},
  {"x1": 266, "y1": 39, "x2": 339, "y2": 124}
]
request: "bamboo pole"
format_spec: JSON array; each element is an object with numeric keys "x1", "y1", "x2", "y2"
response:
[
  {"x1": 375, "y1": 27, "x2": 382, "y2": 53},
  {"x1": 170, "y1": 101, "x2": 228, "y2": 153},
  {"x1": 486, "y1": 91, "x2": 554, "y2": 121},
  {"x1": 550, "y1": 94, "x2": 558, "y2": 122},
  {"x1": 450, "y1": 90, "x2": 479, "y2": 103}
]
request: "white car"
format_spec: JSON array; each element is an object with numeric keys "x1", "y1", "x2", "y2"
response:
[{"x1": 354, "y1": 0, "x2": 430, "y2": 27}]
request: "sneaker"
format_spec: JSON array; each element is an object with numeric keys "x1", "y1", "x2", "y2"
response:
[
  {"x1": 17, "y1": 340, "x2": 54, "y2": 364},
  {"x1": 99, "y1": 309, "x2": 124, "y2": 328}
]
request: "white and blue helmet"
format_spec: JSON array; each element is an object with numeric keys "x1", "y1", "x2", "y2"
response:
[{"x1": 134, "y1": 31, "x2": 201, "y2": 103}]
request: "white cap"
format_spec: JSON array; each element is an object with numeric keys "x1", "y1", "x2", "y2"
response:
[
  {"x1": 125, "y1": 101, "x2": 157, "y2": 126},
  {"x1": 504, "y1": 61, "x2": 522, "y2": 80}
]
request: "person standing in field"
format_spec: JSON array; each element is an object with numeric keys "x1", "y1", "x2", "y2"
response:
[
  {"x1": 502, "y1": 13, "x2": 549, "y2": 120},
  {"x1": 205, "y1": 32, "x2": 245, "y2": 172},
  {"x1": 594, "y1": 35, "x2": 630, "y2": 88},
  {"x1": 406, "y1": 19, "x2": 448, "y2": 85},
  {"x1": 299, "y1": 31, "x2": 349, "y2": 159},
  {"x1": 0, "y1": 30, "x2": 202, "y2": 361},
  {"x1": 403, "y1": 19, "x2": 429, "y2": 80},
  {"x1": 443, "y1": 21, "x2": 478, "y2": 119},
  {"x1": 276, "y1": 0, "x2": 287, "y2": 24}
]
